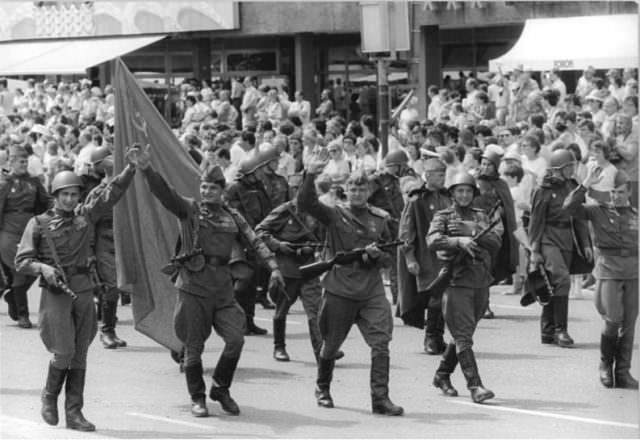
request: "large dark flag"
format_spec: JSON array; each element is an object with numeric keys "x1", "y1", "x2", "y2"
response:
[{"x1": 113, "y1": 58, "x2": 199, "y2": 351}]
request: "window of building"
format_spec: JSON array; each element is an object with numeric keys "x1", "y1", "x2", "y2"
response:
[{"x1": 226, "y1": 51, "x2": 277, "y2": 72}]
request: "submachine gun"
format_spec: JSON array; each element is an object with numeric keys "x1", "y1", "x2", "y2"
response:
[
  {"x1": 424, "y1": 201, "x2": 504, "y2": 300},
  {"x1": 299, "y1": 240, "x2": 403, "y2": 281}
]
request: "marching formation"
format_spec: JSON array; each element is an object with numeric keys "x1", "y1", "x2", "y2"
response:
[{"x1": 0, "y1": 67, "x2": 637, "y2": 432}]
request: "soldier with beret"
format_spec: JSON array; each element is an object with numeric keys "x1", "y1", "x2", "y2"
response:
[
  {"x1": 226, "y1": 151, "x2": 275, "y2": 334},
  {"x1": 299, "y1": 161, "x2": 404, "y2": 416},
  {"x1": 128, "y1": 145, "x2": 284, "y2": 417},
  {"x1": 0, "y1": 144, "x2": 50, "y2": 328},
  {"x1": 529, "y1": 149, "x2": 593, "y2": 347},
  {"x1": 426, "y1": 172, "x2": 503, "y2": 403},
  {"x1": 368, "y1": 150, "x2": 416, "y2": 305},
  {"x1": 563, "y1": 167, "x2": 638, "y2": 389},
  {"x1": 397, "y1": 158, "x2": 450, "y2": 355},
  {"x1": 15, "y1": 159, "x2": 136, "y2": 432}
]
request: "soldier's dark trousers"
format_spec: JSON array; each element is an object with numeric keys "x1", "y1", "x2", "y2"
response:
[
  {"x1": 425, "y1": 303, "x2": 445, "y2": 343},
  {"x1": 273, "y1": 277, "x2": 322, "y2": 357},
  {"x1": 233, "y1": 263, "x2": 259, "y2": 324},
  {"x1": 441, "y1": 286, "x2": 488, "y2": 353}
]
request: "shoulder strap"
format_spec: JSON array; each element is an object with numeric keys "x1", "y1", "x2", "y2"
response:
[
  {"x1": 285, "y1": 204, "x2": 320, "y2": 242},
  {"x1": 34, "y1": 215, "x2": 65, "y2": 281}
]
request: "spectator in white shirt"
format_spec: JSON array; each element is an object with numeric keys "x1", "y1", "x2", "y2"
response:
[{"x1": 288, "y1": 90, "x2": 311, "y2": 126}]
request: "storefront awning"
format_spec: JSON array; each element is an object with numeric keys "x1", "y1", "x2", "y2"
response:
[
  {"x1": 0, "y1": 35, "x2": 165, "y2": 75},
  {"x1": 489, "y1": 14, "x2": 638, "y2": 72}
]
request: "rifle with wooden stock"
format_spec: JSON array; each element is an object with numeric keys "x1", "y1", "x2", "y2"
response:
[{"x1": 299, "y1": 240, "x2": 403, "y2": 281}]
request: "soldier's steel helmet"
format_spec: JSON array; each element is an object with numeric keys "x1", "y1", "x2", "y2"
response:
[
  {"x1": 481, "y1": 150, "x2": 502, "y2": 170},
  {"x1": 385, "y1": 150, "x2": 409, "y2": 166},
  {"x1": 447, "y1": 172, "x2": 479, "y2": 196},
  {"x1": 549, "y1": 149, "x2": 575, "y2": 169},
  {"x1": 51, "y1": 171, "x2": 83, "y2": 193},
  {"x1": 89, "y1": 146, "x2": 112, "y2": 165}
]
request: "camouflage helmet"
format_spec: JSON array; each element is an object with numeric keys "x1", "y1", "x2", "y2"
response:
[
  {"x1": 447, "y1": 172, "x2": 478, "y2": 196},
  {"x1": 385, "y1": 150, "x2": 409, "y2": 166},
  {"x1": 549, "y1": 149, "x2": 575, "y2": 169},
  {"x1": 51, "y1": 171, "x2": 83, "y2": 194}
]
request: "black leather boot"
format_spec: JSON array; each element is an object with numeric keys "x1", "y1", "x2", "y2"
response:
[
  {"x1": 65, "y1": 369, "x2": 95, "y2": 431},
  {"x1": 102, "y1": 298, "x2": 126, "y2": 347},
  {"x1": 615, "y1": 331, "x2": 639, "y2": 389},
  {"x1": 424, "y1": 306, "x2": 445, "y2": 355},
  {"x1": 552, "y1": 296, "x2": 574, "y2": 347},
  {"x1": 315, "y1": 357, "x2": 335, "y2": 408},
  {"x1": 3, "y1": 288, "x2": 17, "y2": 321},
  {"x1": 458, "y1": 349, "x2": 494, "y2": 403},
  {"x1": 433, "y1": 343, "x2": 459, "y2": 397},
  {"x1": 273, "y1": 319, "x2": 290, "y2": 361},
  {"x1": 13, "y1": 285, "x2": 32, "y2": 328},
  {"x1": 41, "y1": 364, "x2": 68, "y2": 425},
  {"x1": 599, "y1": 334, "x2": 616, "y2": 388},
  {"x1": 370, "y1": 355, "x2": 403, "y2": 416},
  {"x1": 184, "y1": 363, "x2": 208, "y2": 417},
  {"x1": 209, "y1": 355, "x2": 241, "y2": 415},
  {"x1": 245, "y1": 316, "x2": 268, "y2": 335},
  {"x1": 540, "y1": 302, "x2": 555, "y2": 343}
]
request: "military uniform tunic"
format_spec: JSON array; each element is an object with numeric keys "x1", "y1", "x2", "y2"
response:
[
  {"x1": 14, "y1": 173, "x2": 129, "y2": 370},
  {"x1": 427, "y1": 205, "x2": 502, "y2": 353},
  {"x1": 142, "y1": 167, "x2": 277, "y2": 366},
  {"x1": 298, "y1": 171, "x2": 394, "y2": 359}
]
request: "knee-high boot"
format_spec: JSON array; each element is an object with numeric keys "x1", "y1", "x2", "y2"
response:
[
  {"x1": 315, "y1": 357, "x2": 335, "y2": 408},
  {"x1": 370, "y1": 355, "x2": 403, "y2": 416},
  {"x1": 41, "y1": 364, "x2": 68, "y2": 425},
  {"x1": 552, "y1": 296, "x2": 573, "y2": 347},
  {"x1": 540, "y1": 302, "x2": 555, "y2": 343},
  {"x1": 615, "y1": 331, "x2": 639, "y2": 389},
  {"x1": 13, "y1": 284, "x2": 32, "y2": 328},
  {"x1": 599, "y1": 334, "x2": 616, "y2": 388},
  {"x1": 65, "y1": 369, "x2": 95, "y2": 431},
  {"x1": 273, "y1": 318, "x2": 289, "y2": 361},
  {"x1": 209, "y1": 355, "x2": 241, "y2": 415},
  {"x1": 458, "y1": 348, "x2": 494, "y2": 403},
  {"x1": 433, "y1": 343, "x2": 459, "y2": 396},
  {"x1": 184, "y1": 363, "x2": 208, "y2": 417}
]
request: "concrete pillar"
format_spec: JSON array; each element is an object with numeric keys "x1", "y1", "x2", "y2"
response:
[
  {"x1": 294, "y1": 33, "x2": 317, "y2": 111},
  {"x1": 423, "y1": 25, "x2": 441, "y2": 115},
  {"x1": 410, "y1": 24, "x2": 427, "y2": 119},
  {"x1": 193, "y1": 38, "x2": 212, "y2": 84}
]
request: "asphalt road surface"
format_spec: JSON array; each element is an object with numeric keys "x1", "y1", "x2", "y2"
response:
[{"x1": 1, "y1": 284, "x2": 638, "y2": 439}]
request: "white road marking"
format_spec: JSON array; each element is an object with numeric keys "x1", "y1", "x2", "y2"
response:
[
  {"x1": 254, "y1": 317, "x2": 302, "y2": 325},
  {"x1": 126, "y1": 412, "x2": 215, "y2": 430},
  {"x1": 449, "y1": 400, "x2": 639, "y2": 429}
]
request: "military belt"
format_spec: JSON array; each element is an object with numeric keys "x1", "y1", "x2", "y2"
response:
[
  {"x1": 63, "y1": 266, "x2": 91, "y2": 277},
  {"x1": 204, "y1": 255, "x2": 229, "y2": 266},
  {"x1": 598, "y1": 247, "x2": 638, "y2": 257}
]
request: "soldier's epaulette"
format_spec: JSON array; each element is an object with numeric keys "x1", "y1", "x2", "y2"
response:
[{"x1": 367, "y1": 205, "x2": 390, "y2": 218}]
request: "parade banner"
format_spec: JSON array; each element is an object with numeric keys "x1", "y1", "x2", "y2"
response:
[{"x1": 113, "y1": 58, "x2": 199, "y2": 352}]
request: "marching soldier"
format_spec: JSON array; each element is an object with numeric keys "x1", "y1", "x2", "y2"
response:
[
  {"x1": 528, "y1": 149, "x2": 593, "y2": 347},
  {"x1": 226, "y1": 152, "x2": 274, "y2": 334},
  {"x1": 563, "y1": 167, "x2": 638, "y2": 389},
  {"x1": 426, "y1": 172, "x2": 502, "y2": 403},
  {"x1": 129, "y1": 145, "x2": 285, "y2": 417},
  {"x1": 255, "y1": 199, "x2": 324, "y2": 362},
  {"x1": 397, "y1": 158, "x2": 450, "y2": 355},
  {"x1": 81, "y1": 146, "x2": 136, "y2": 348},
  {"x1": 474, "y1": 150, "x2": 517, "y2": 319},
  {"x1": 15, "y1": 161, "x2": 135, "y2": 432},
  {"x1": 0, "y1": 145, "x2": 50, "y2": 328},
  {"x1": 368, "y1": 150, "x2": 416, "y2": 304},
  {"x1": 298, "y1": 162, "x2": 404, "y2": 416},
  {"x1": 255, "y1": 145, "x2": 290, "y2": 310}
]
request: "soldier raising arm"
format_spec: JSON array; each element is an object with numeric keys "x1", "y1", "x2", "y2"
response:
[
  {"x1": 127, "y1": 144, "x2": 284, "y2": 418},
  {"x1": 562, "y1": 167, "x2": 638, "y2": 390}
]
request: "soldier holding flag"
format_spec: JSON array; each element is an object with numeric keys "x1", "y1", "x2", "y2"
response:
[{"x1": 127, "y1": 145, "x2": 285, "y2": 418}]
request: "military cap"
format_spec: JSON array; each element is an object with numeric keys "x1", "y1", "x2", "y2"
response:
[{"x1": 200, "y1": 165, "x2": 226, "y2": 186}]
